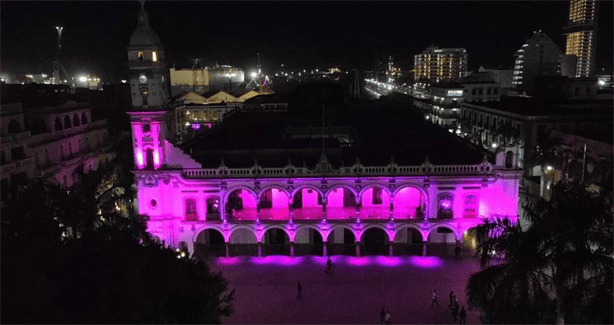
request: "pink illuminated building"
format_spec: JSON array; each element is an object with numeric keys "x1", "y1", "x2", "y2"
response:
[{"x1": 128, "y1": 3, "x2": 522, "y2": 259}]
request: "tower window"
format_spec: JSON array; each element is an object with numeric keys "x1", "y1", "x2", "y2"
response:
[
  {"x1": 152, "y1": 51, "x2": 157, "y2": 62},
  {"x1": 143, "y1": 123, "x2": 151, "y2": 132},
  {"x1": 141, "y1": 90, "x2": 149, "y2": 106},
  {"x1": 138, "y1": 51, "x2": 144, "y2": 62}
]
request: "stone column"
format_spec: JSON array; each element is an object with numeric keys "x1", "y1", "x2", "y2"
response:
[
  {"x1": 289, "y1": 200, "x2": 294, "y2": 222},
  {"x1": 258, "y1": 242, "x2": 263, "y2": 257},
  {"x1": 389, "y1": 243, "x2": 394, "y2": 256},
  {"x1": 323, "y1": 242, "x2": 328, "y2": 257},
  {"x1": 322, "y1": 199, "x2": 327, "y2": 221},
  {"x1": 225, "y1": 242, "x2": 230, "y2": 258},
  {"x1": 290, "y1": 242, "x2": 295, "y2": 257},
  {"x1": 389, "y1": 202, "x2": 394, "y2": 221},
  {"x1": 356, "y1": 242, "x2": 361, "y2": 257},
  {"x1": 422, "y1": 243, "x2": 427, "y2": 256},
  {"x1": 219, "y1": 195, "x2": 226, "y2": 222}
]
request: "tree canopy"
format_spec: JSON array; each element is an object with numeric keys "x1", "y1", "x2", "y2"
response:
[
  {"x1": 1, "y1": 161, "x2": 234, "y2": 324},
  {"x1": 466, "y1": 181, "x2": 613, "y2": 324}
]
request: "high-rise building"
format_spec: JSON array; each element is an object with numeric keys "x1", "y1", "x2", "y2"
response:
[
  {"x1": 511, "y1": 31, "x2": 575, "y2": 90},
  {"x1": 414, "y1": 46, "x2": 468, "y2": 83},
  {"x1": 563, "y1": 0, "x2": 599, "y2": 78}
]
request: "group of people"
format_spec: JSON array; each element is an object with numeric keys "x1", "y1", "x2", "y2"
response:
[{"x1": 430, "y1": 290, "x2": 466, "y2": 324}]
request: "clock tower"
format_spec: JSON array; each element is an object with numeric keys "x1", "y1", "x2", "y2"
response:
[{"x1": 127, "y1": 0, "x2": 171, "y2": 170}]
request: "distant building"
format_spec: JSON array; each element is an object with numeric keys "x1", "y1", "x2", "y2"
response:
[
  {"x1": 428, "y1": 84, "x2": 464, "y2": 129},
  {"x1": 512, "y1": 31, "x2": 576, "y2": 91},
  {"x1": 170, "y1": 66, "x2": 245, "y2": 96},
  {"x1": 461, "y1": 71, "x2": 502, "y2": 103},
  {"x1": 1, "y1": 101, "x2": 115, "y2": 200},
  {"x1": 563, "y1": 0, "x2": 599, "y2": 78},
  {"x1": 414, "y1": 46, "x2": 468, "y2": 83}
]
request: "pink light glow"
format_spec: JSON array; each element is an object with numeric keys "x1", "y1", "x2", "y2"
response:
[
  {"x1": 347, "y1": 256, "x2": 371, "y2": 266},
  {"x1": 136, "y1": 150, "x2": 144, "y2": 168},
  {"x1": 250, "y1": 256, "x2": 305, "y2": 266},
  {"x1": 310, "y1": 256, "x2": 341, "y2": 265},
  {"x1": 293, "y1": 207, "x2": 324, "y2": 220},
  {"x1": 408, "y1": 256, "x2": 442, "y2": 268},
  {"x1": 153, "y1": 150, "x2": 160, "y2": 166},
  {"x1": 359, "y1": 206, "x2": 389, "y2": 219},
  {"x1": 259, "y1": 208, "x2": 289, "y2": 220},
  {"x1": 375, "y1": 256, "x2": 403, "y2": 267},
  {"x1": 191, "y1": 123, "x2": 201, "y2": 130},
  {"x1": 217, "y1": 257, "x2": 242, "y2": 265}
]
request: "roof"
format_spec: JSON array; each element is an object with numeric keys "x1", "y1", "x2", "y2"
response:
[
  {"x1": 463, "y1": 97, "x2": 613, "y2": 117},
  {"x1": 188, "y1": 109, "x2": 492, "y2": 169},
  {"x1": 128, "y1": 3, "x2": 162, "y2": 48}
]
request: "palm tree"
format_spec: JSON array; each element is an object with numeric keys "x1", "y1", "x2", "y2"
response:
[{"x1": 466, "y1": 181, "x2": 613, "y2": 324}]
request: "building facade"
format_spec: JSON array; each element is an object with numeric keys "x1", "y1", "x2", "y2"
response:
[
  {"x1": 512, "y1": 31, "x2": 576, "y2": 90},
  {"x1": 563, "y1": 0, "x2": 599, "y2": 78},
  {"x1": 414, "y1": 47, "x2": 468, "y2": 83},
  {"x1": 128, "y1": 4, "x2": 522, "y2": 258},
  {"x1": 1, "y1": 101, "x2": 115, "y2": 200}
]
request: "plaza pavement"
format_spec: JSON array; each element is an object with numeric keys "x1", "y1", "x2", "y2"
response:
[{"x1": 211, "y1": 255, "x2": 484, "y2": 324}]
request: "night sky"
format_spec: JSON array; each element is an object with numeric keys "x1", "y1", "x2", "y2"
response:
[{"x1": 2, "y1": 1, "x2": 612, "y2": 81}]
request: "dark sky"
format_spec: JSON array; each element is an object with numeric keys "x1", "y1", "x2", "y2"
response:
[{"x1": 2, "y1": 1, "x2": 612, "y2": 81}]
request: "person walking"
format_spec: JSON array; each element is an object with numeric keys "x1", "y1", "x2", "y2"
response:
[
  {"x1": 385, "y1": 309, "x2": 391, "y2": 325},
  {"x1": 452, "y1": 302, "x2": 459, "y2": 322},
  {"x1": 296, "y1": 281, "x2": 302, "y2": 299},
  {"x1": 459, "y1": 306, "x2": 467, "y2": 324},
  {"x1": 380, "y1": 306, "x2": 386, "y2": 325},
  {"x1": 448, "y1": 291, "x2": 455, "y2": 308},
  {"x1": 431, "y1": 290, "x2": 440, "y2": 307}
]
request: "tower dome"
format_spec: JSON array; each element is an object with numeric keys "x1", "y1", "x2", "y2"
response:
[{"x1": 128, "y1": 0, "x2": 162, "y2": 48}]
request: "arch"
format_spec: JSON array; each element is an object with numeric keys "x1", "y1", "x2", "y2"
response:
[
  {"x1": 325, "y1": 185, "x2": 358, "y2": 220},
  {"x1": 261, "y1": 226, "x2": 291, "y2": 256},
  {"x1": 393, "y1": 224, "x2": 426, "y2": 243},
  {"x1": 8, "y1": 119, "x2": 21, "y2": 134},
  {"x1": 290, "y1": 184, "x2": 324, "y2": 199},
  {"x1": 328, "y1": 224, "x2": 357, "y2": 241},
  {"x1": 392, "y1": 183, "x2": 429, "y2": 200},
  {"x1": 64, "y1": 115, "x2": 72, "y2": 128},
  {"x1": 223, "y1": 186, "x2": 258, "y2": 205},
  {"x1": 227, "y1": 225, "x2": 257, "y2": 242},
  {"x1": 293, "y1": 224, "x2": 325, "y2": 243},
  {"x1": 73, "y1": 114, "x2": 81, "y2": 127},
  {"x1": 358, "y1": 224, "x2": 393, "y2": 242},
  {"x1": 357, "y1": 183, "x2": 392, "y2": 199},
  {"x1": 193, "y1": 224, "x2": 228, "y2": 242},
  {"x1": 324, "y1": 184, "x2": 358, "y2": 199},
  {"x1": 257, "y1": 185, "x2": 290, "y2": 221},
  {"x1": 257, "y1": 185, "x2": 291, "y2": 201},
  {"x1": 426, "y1": 225, "x2": 460, "y2": 243},
  {"x1": 358, "y1": 184, "x2": 391, "y2": 220},
  {"x1": 194, "y1": 227, "x2": 226, "y2": 259},
  {"x1": 145, "y1": 148, "x2": 154, "y2": 169},
  {"x1": 392, "y1": 185, "x2": 427, "y2": 219},
  {"x1": 81, "y1": 113, "x2": 88, "y2": 125},
  {"x1": 260, "y1": 225, "x2": 291, "y2": 243},
  {"x1": 505, "y1": 151, "x2": 513, "y2": 168},
  {"x1": 360, "y1": 226, "x2": 390, "y2": 256}
]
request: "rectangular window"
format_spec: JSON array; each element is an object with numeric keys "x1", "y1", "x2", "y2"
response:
[
  {"x1": 372, "y1": 187, "x2": 383, "y2": 205},
  {"x1": 463, "y1": 195, "x2": 479, "y2": 218},
  {"x1": 437, "y1": 193, "x2": 454, "y2": 219}
]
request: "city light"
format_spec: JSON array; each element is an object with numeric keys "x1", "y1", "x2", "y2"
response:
[
  {"x1": 78, "y1": 76, "x2": 88, "y2": 83},
  {"x1": 598, "y1": 80, "x2": 605, "y2": 86},
  {"x1": 251, "y1": 72, "x2": 257, "y2": 78},
  {"x1": 491, "y1": 143, "x2": 498, "y2": 148},
  {"x1": 546, "y1": 166, "x2": 553, "y2": 171}
]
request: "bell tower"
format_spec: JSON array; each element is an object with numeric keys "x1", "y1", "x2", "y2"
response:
[{"x1": 127, "y1": 0, "x2": 171, "y2": 170}]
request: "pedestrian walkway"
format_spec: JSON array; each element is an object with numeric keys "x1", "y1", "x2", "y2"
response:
[{"x1": 212, "y1": 255, "x2": 483, "y2": 324}]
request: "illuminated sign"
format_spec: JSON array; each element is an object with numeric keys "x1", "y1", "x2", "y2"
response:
[{"x1": 447, "y1": 90, "x2": 463, "y2": 97}]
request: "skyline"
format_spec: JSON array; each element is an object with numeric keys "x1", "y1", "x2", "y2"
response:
[{"x1": 2, "y1": 1, "x2": 612, "y2": 81}]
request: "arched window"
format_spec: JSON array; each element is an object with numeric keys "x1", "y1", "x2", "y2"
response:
[
  {"x1": 64, "y1": 115, "x2": 72, "y2": 128},
  {"x1": 185, "y1": 198, "x2": 198, "y2": 221},
  {"x1": 152, "y1": 51, "x2": 158, "y2": 62},
  {"x1": 505, "y1": 151, "x2": 514, "y2": 168},
  {"x1": 138, "y1": 51, "x2": 144, "y2": 62},
  {"x1": 59, "y1": 145, "x2": 65, "y2": 160},
  {"x1": 437, "y1": 193, "x2": 454, "y2": 219},
  {"x1": 141, "y1": 90, "x2": 149, "y2": 106},
  {"x1": 73, "y1": 114, "x2": 80, "y2": 127},
  {"x1": 55, "y1": 117, "x2": 63, "y2": 131},
  {"x1": 81, "y1": 113, "x2": 88, "y2": 125},
  {"x1": 463, "y1": 195, "x2": 479, "y2": 218},
  {"x1": 145, "y1": 148, "x2": 154, "y2": 169},
  {"x1": 8, "y1": 119, "x2": 22, "y2": 134}
]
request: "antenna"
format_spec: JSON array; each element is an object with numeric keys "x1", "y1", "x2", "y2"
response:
[{"x1": 53, "y1": 26, "x2": 64, "y2": 85}]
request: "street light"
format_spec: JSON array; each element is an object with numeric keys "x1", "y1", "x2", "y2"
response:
[
  {"x1": 251, "y1": 72, "x2": 257, "y2": 78},
  {"x1": 78, "y1": 76, "x2": 88, "y2": 83}
]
